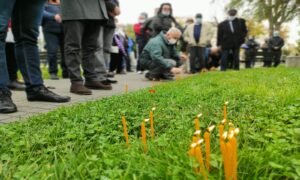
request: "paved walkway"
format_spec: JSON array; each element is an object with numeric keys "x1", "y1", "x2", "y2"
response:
[
  {"x1": 0, "y1": 73, "x2": 163, "y2": 124},
  {"x1": 0, "y1": 62, "x2": 265, "y2": 124}
]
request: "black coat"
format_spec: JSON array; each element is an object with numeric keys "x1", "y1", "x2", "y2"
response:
[
  {"x1": 217, "y1": 18, "x2": 248, "y2": 50},
  {"x1": 269, "y1": 37, "x2": 284, "y2": 51}
]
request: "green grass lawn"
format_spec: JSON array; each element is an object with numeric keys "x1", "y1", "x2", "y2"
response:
[{"x1": 2, "y1": 67, "x2": 300, "y2": 179}]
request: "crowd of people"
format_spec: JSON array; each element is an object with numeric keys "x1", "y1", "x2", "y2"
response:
[{"x1": 0, "y1": 0, "x2": 285, "y2": 114}]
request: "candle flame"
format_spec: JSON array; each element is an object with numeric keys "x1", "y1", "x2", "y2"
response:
[
  {"x1": 152, "y1": 107, "x2": 156, "y2": 111},
  {"x1": 222, "y1": 131, "x2": 228, "y2": 139},
  {"x1": 228, "y1": 130, "x2": 235, "y2": 139},
  {"x1": 144, "y1": 119, "x2": 150, "y2": 122},
  {"x1": 207, "y1": 125, "x2": 216, "y2": 132},
  {"x1": 225, "y1": 101, "x2": 229, "y2": 105},
  {"x1": 221, "y1": 119, "x2": 226, "y2": 124},
  {"x1": 197, "y1": 139, "x2": 204, "y2": 145},
  {"x1": 190, "y1": 143, "x2": 197, "y2": 148},
  {"x1": 234, "y1": 128, "x2": 240, "y2": 135},
  {"x1": 197, "y1": 113, "x2": 203, "y2": 118},
  {"x1": 194, "y1": 130, "x2": 201, "y2": 135}
]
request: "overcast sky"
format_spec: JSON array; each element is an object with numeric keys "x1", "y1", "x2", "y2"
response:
[{"x1": 118, "y1": 0, "x2": 299, "y2": 45}]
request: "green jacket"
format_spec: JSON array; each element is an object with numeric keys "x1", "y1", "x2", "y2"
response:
[{"x1": 140, "y1": 32, "x2": 181, "y2": 70}]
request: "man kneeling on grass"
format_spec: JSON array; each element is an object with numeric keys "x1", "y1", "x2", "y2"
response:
[{"x1": 140, "y1": 27, "x2": 187, "y2": 81}]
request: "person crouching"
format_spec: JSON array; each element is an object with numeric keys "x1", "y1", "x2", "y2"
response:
[{"x1": 140, "y1": 27, "x2": 187, "y2": 81}]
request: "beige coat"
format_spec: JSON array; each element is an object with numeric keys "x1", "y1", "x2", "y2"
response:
[{"x1": 183, "y1": 22, "x2": 216, "y2": 47}]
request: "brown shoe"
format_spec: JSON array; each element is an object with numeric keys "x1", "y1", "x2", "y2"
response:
[
  {"x1": 70, "y1": 84, "x2": 92, "y2": 95},
  {"x1": 84, "y1": 81, "x2": 112, "y2": 90}
]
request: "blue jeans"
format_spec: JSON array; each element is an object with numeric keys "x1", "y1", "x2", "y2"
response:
[
  {"x1": 0, "y1": 0, "x2": 45, "y2": 90},
  {"x1": 43, "y1": 31, "x2": 66, "y2": 75}
]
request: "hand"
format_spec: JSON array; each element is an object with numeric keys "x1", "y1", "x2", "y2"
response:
[
  {"x1": 171, "y1": 67, "x2": 182, "y2": 74},
  {"x1": 54, "y1": 14, "x2": 61, "y2": 23},
  {"x1": 109, "y1": 6, "x2": 121, "y2": 17},
  {"x1": 180, "y1": 54, "x2": 188, "y2": 61}
]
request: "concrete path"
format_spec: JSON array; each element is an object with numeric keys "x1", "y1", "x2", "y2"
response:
[{"x1": 0, "y1": 73, "x2": 162, "y2": 124}]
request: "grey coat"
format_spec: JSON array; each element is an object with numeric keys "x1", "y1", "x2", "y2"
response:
[{"x1": 61, "y1": 0, "x2": 109, "y2": 21}]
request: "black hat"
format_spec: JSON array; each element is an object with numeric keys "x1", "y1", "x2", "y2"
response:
[{"x1": 195, "y1": 13, "x2": 202, "y2": 18}]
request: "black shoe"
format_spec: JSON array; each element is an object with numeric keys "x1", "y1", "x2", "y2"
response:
[
  {"x1": 8, "y1": 80, "x2": 26, "y2": 91},
  {"x1": 102, "y1": 79, "x2": 118, "y2": 85},
  {"x1": 0, "y1": 89, "x2": 17, "y2": 114},
  {"x1": 160, "y1": 73, "x2": 174, "y2": 81},
  {"x1": 106, "y1": 72, "x2": 115, "y2": 78},
  {"x1": 117, "y1": 70, "x2": 126, "y2": 75},
  {"x1": 27, "y1": 86, "x2": 71, "y2": 103},
  {"x1": 50, "y1": 74, "x2": 59, "y2": 80},
  {"x1": 145, "y1": 73, "x2": 160, "y2": 81}
]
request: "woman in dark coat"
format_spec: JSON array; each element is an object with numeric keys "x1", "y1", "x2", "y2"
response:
[{"x1": 150, "y1": 3, "x2": 182, "y2": 36}]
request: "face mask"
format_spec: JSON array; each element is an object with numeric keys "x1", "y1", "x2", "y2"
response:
[
  {"x1": 168, "y1": 38, "x2": 177, "y2": 45},
  {"x1": 139, "y1": 19, "x2": 146, "y2": 24},
  {"x1": 228, "y1": 16, "x2": 236, "y2": 21},
  {"x1": 162, "y1": 11, "x2": 171, "y2": 16},
  {"x1": 273, "y1": 32, "x2": 279, "y2": 37},
  {"x1": 195, "y1": 18, "x2": 202, "y2": 24}
]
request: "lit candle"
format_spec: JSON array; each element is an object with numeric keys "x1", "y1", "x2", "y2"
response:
[
  {"x1": 188, "y1": 143, "x2": 199, "y2": 173},
  {"x1": 121, "y1": 116, "x2": 129, "y2": 147},
  {"x1": 231, "y1": 128, "x2": 240, "y2": 180},
  {"x1": 194, "y1": 113, "x2": 202, "y2": 131},
  {"x1": 226, "y1": 131, "x2": 235, "y2": 180},
  {"x1": 141, "y1": 119, "x2": 148, "y2": 152},
  {"x1": 204, "y1": 125, "x2": 215, "y2": 172},
  {"x1": 149, "y1": 107, "x2": 155, "y2": 140},
  {"x1": 224, "y1": 101, "x2": 229, "y2": 121},
  {"x1": 194, "y1": 130, "x2": 201, "y2": 140},
  {"x1": 195, "y1": 139, "x2": 207, "y2": 180},
  {"x1": 221, "y1": 132, "x2": 230, "y2": 180}
]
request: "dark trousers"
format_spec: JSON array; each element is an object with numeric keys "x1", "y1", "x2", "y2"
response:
[
  {"x1": 125, "y1": 56, "x2": 131, "y2": 71},
  {"x1": 272, "y1": 50, "x2": 281, "y2": 67},
  {"x1": 136, "y1": 39, "x2": 147, "y2": 71},
  {"x1": 43, "y1": 31, "x2": 68, "y2": 75},
  {"x1": 245, "y1": 51, "x2": 256, "y2": 68},
  {"x1": 63, "y1": 20, "x2": 101, "y2": 84},
  {"x1": 110, "y1": 52, "x2": 123, "y2": 73},
  {"x1": 221, "y1": 48, "x2": 240, "y2": 71},
  {"x1": 263, "y1": 50, "x2": 272, "y2": 67},
  {"x1": 189, "y1": 46, "x2": 205, "y2": 73},
  {"x1": 5, "y1": 43, "x2": 18, "y2": 81},
  {"x1": 146, "y1": 59, "x2": 176, "y2": 76}
]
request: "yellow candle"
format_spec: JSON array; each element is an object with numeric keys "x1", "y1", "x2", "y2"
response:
[
  {"x1": 194, "y1": 130, "x2": 201, "y2": 140},
  {"x1": 188, "y1": 143, "x2": 199, "y2": 173},
  {"x1": 232, "y1": 128, "x2": 240, "y2": 180},
  {"x1": 141, "y1": 121, "x2": 147, "y2": 152},
  {"x1": 121, "y1": 116, "x2": 129, "y2": 146},
  {"x1": 226, "y1": 131, "x2": 235, "y2": 180},
  {"x1": 204, "y1": 125, "x2": 215, "y2": 172},
  {"x1": 221, "y1": 132, "x2": 230, "y2": 180},
  {"x1": 195, "y1": 139, "x2": 207, "y2": 180},
  {"x1": 194, "y1": 113, "x2": 202, "y2": 131},
  {"x1": 149, "y1": 108, "x2": 155, "y2": 140},
  {"x1": 224, "y1": 101, "x2": 229, "y2": 121}
]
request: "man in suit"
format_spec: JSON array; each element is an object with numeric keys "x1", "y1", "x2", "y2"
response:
[
  {"x1": 269, "y1": 31, "x2": 284, "y2": 67},
  {"x1": 61, "y1": 0, "x2": 112, "y2": 95},
  {"x1": 217, "y1": 9, "x2": 248, "y2": 71}
]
